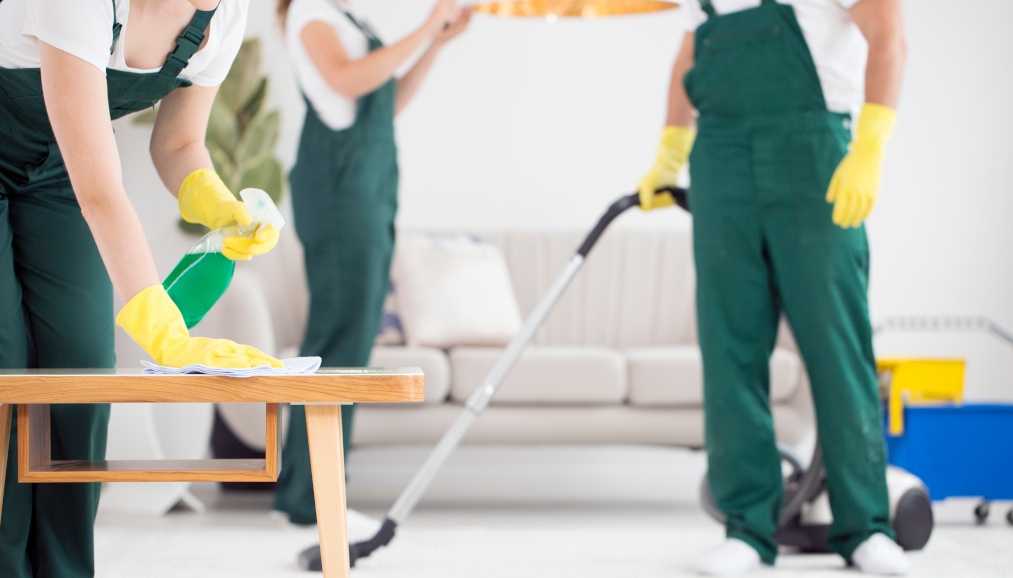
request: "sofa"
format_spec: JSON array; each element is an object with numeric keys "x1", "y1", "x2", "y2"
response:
[{"x1": 202, "y1": 224, "x2": 816, "y2": 451}]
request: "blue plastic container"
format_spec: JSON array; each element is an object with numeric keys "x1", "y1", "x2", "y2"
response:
[{"x1": 886, "y1": 404, "x2": 1013, "y2": 501}]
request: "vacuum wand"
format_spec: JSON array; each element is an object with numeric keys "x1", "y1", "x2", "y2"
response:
[{"x1": 298, "y1": 186, "x2": 690, "y2": 571}]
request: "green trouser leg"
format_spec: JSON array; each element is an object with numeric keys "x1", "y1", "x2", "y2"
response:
[
  {"x1": 273, "y1": 230, "x2": 393, "y2": 523},
  {"x1": 0, "y1": 177, "x2": 114, "y2": 578},
  {"x1": 693, "y1": 117, "x2": 893, "y2": 564},
  {"x1": 275, "y1": 405, "x2": 356, "y2": 525},
  {"x1": 273, "y1": 162, "x2": 396, "y2": 524}
]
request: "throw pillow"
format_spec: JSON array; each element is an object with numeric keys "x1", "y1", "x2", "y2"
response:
[{"x1": 392, "y1": 234, "x2": 523, "y2": 348}]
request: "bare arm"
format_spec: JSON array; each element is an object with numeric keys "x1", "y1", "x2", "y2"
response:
[
  {"x1": 396, "y1": 8, "x2": 471, "y2": 115},
  {"x1": 665, "y1": 32, "x2": 697, "y2": 129},
  {"x1": 850, "y1": 0, "x2": 907, "y2": 109},
  {"x1": 301, "y1": 21, "x2": 433, "y2": 99},
  {"x1": 39, "y1": 42, "x2": 160, "y2": 303},
  {"x1": 301, "y1": 0, "x2": 456, "y2": 101},
  {"x1": 149, "y1": 83, "x2": 219, "y2": 196}
]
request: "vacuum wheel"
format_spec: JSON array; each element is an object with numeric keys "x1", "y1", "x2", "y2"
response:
[
  {"x1": 974, "y1": 501, "x2": 990, "y2": 525},
  {"x1": 892, "y1": 488, "x2": 933, "y2": 551}
]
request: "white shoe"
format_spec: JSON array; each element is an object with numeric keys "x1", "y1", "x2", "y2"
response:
[
  {"x1": 695, "y1": 538, "x2": 764, "y2": 576},
  {"x1": 346, "y1": 508, "x2": 382, "y2": 542},
  {"x1": 852, "y1": 533, "x2": 911, "y2": 576},
  {"x1": 269, "y1": 508, "x2": 380, "y2": 541}
]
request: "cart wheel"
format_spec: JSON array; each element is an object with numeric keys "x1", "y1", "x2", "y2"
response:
[
  {"x1": 974, "y1": 502, "x2": 990, "y2": 525},
  {"x1": 1006, "y1": 509, "x2": 1013, "y2": 526}
]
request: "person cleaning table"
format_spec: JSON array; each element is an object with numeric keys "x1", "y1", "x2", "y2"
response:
[
  {"x1": 638, "y1": 0, "x2": 908, "y2": 574},
  {"x1": 0, "y1": 0, "x2": 280, "y2": 575}
]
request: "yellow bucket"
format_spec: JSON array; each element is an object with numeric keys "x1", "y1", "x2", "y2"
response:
[{"x1": 877, "y1": 358, "x2": 966, "y2": 436}]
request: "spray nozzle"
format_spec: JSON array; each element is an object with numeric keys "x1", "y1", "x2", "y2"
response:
[{"x1": 240, "y1": 188, "x2": 286, "y2": 232}]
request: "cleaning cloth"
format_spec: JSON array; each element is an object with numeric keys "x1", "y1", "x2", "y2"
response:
[{"x1": 141, "y1": 357, "x2": 322, "y2": 378}]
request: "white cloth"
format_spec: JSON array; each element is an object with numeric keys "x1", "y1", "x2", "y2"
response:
[
  {"x1": 0, "y1": 0, "x2": 247, "y2": 87},
  {"x1": 141, "y1": 357, "x2": 322, "y2": 378},
  {"x1": 681, "y1": 0, "x2": 868, "y2": 114},
  {"x1": 285, "y1": 0, "x2": 370, "y2": 131}
]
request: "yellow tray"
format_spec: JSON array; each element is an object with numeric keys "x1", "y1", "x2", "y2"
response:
[{"x1": 877, "y1": 358, "x2": 965, "y2": 436}]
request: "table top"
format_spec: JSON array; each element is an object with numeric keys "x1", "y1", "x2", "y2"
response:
[{"x1": 0, "y1": 367, "x2": 424, "y2": 404}]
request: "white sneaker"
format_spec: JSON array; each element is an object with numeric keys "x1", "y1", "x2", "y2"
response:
[
  {"x1": 346, "y1": 508, "x2": 383, "y2": 542},
  {"x1": 268, "y1": 507, "x2": 380, "y2": 540},
  {"x1": 695, "y1": 538, "x2": 764, "y2": 576},
  {"x1": 852, "y1": 533, "x2": 911, "y2": 576}
]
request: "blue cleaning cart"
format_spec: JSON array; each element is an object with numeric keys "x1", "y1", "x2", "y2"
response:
[
  {"x1": 886, "y1": 403, "x2": 1013, "y2": 524},
  {"x1": 876, "y1": 315, "x2": 1013, "y2": 525}
]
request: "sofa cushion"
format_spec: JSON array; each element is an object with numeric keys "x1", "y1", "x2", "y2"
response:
[
  {"x1": 370, "y1": 346, "x2": 451, "y2": 405},
  {"x1": 449, "y1": 347, "x2": 627, "y2": 405},
  {"x1": 392, "y1": 234, "x2": 523, "y2": 348},
  {"x1": 626, "y1": 346, "x2": 801, "y2": 407}
]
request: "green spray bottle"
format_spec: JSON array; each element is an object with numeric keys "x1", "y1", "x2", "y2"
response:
[{"x1": 163, "y1": 188, "x2": 285, "y2": 328}]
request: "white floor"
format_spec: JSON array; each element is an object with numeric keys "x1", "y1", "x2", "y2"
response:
[{"x1": 94, "y1": 446, "x2": 1013, "y2": 578}]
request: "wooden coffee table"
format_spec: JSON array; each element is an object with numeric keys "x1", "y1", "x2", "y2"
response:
[{"x1": 0, "y1": 368, "x2": 424, "y2": 577}]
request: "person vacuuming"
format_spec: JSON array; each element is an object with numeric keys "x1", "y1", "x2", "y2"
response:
[{"x1": 638, "y1": 0, "x2": 909, "y2": 574}]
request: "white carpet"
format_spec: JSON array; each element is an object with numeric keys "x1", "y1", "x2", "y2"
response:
[{"x1": 93, "y1": 446, "x2": 1013, "y2": 578}]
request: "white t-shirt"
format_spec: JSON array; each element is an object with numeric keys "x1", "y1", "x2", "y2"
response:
[
  {"x1": 285, "y1": 0, "x2": 370, "y2": 131},
  {"x1": 682, "y1": 0, "x2": 868, "y2": 114},
  {"x1": 0, "y1": 0, "x2": 247, "y2": 87}
]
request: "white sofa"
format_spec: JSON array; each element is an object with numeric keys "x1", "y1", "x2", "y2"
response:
[{"x1": 204, "y1": 225, "x2": 815, "y2": 450}]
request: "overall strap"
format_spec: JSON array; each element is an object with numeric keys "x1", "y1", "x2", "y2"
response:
[
  {"x1": 699, "y1": 0, "x2": 716, "y2": 18},
  {"x1": 161, "y1": 6, "x2": 217, "y2": 78},
  {"x1": 332, "y1": 1, "x2": 370, "y2": 36},
  {"x1": 110, "y1": 0, "x2": 122, "y2": 54},
  {"x1": 760, "y1": 0, "x2": 778, "y2": 5}
]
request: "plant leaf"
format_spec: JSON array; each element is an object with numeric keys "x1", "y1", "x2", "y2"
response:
[
  {"x1": 237, "y1": 77, "x2": 268, "y2": 134},
  {"x1": 206, "y1": 97, "x2": 240, "y2": 159},
  {"x1": 217, "y1": 38, "x2": 262, "y2": 114},
  {"x1": 207, "y1": 142, "x2": 238, "y2": 195},
  {"x1": 236, "y1": 155, "x2": 284, "y2": 203},
  {"x1": 177, "y1": 218, "x2": 210, "y2": 237},
  {"x1": 130, "y1": 106, "x2": 159, "y2": 125},
  {"x1": 236, "y1": 110, "x2": 280, "y2": 164}
]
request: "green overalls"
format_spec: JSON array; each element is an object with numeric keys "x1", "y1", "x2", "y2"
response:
[
  {"x1": 686, "y1": 0, "x2": 893, "y2": 564},
  {"x1": 0, "y1": 6, "x2": 215, "y2": 576},
  {"x1": 273, "y1": 7, "x2": 398, "y2": 525}
]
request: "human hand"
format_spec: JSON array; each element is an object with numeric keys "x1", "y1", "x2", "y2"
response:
[
  {"x1": 117, "y1": 285, "x2": 283, "y2": 369},
  {"x1": 178, "y1": 168, "x2": 251, "y2": 230},
  {"x1": 825, "y1": 103, "x2": 896, "y2": 229},
  {"x1": 435, "y1": 7, "x2": 472, "y2": 44},
  {"x1": 426, "y1": 0, "x2": 458, "y2": 36},
  {"x1": 638, "y1": 126, "x2": 695, "y2": 210}
]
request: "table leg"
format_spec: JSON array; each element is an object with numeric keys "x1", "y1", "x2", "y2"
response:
[
  {"x1": 0, "y1": 404, "x2": 10, "y2": 521},
  {"x1": 306, "y1": 405, "x2": 350, "y2": 578}
]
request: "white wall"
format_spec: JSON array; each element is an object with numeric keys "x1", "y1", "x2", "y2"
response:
[{"x1": 116, "y1": 0, "x2": 1013, "y2": 401}]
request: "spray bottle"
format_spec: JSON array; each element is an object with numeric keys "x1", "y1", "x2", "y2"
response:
[{"x1": 163, "y1": 188, "x2": 285, "y2": 328}]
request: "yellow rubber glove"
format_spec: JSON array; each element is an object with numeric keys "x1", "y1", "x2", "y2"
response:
[
  {"x1": 825, "y1": 103, "x2": 897, "y2": 229},
  {"x1": 178, "y1": 168, "x2": 280, "y2": 261},
  {"x1": 117, "y1": 284, "x2": 282, "y2": 369},
  {"x1": 638, "y1": 126, "x2": 696, "y2": 210}
]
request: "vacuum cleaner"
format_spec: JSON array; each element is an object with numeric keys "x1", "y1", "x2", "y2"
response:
[
  {"x1": 297, "y1": 187, "x2": 934, "y2": 570},
  {"x1": 699, "y1": 442, "x2": 934, "y2": 554}
]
